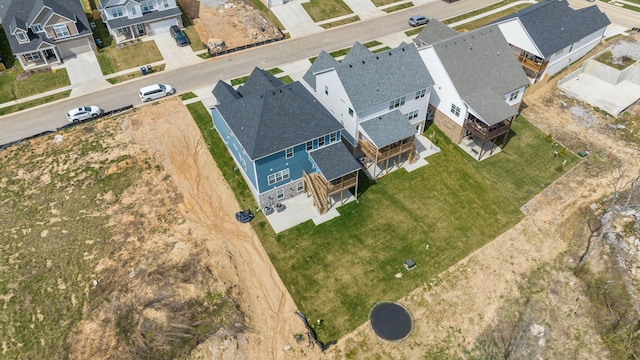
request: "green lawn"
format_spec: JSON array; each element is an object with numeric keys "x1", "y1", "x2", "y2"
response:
[
  {"x1": 443, "y1": 0, "x2": 521, "y2": 25},
  {"x1": 0, "y1": 91, "x2": 71, "y2": 116},
  {"x1": 453, "y1": 4, "x2": 533, "y2": 31},
  {"x1": 189, "y1": 101, "x2": 578, "y2": 343},
  {"x1": 96, "y1": 40, "x2": 162, "y2": 75},
  {"x1": 320, "y1": 16, "x2": 360, "y2": 29},
  {"x1": 302, "y1": 0, "x2": 354, "y2": 22},
  {"x1": 382, "y1": 2, "x2": 414, "y2": 13},
  {"x1": 0, "y1": 28, "x2": 70, "y2": 103},
  {"x1": 106, "y1": 64, "x2": 166, "y2": 84}
]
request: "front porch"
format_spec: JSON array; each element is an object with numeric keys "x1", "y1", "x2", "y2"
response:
[
  {"x1": 113, "y1": 24, "x2": 147, "y2": 43},
  {"x1": 18, "y1": 48, "x2": 61, "y2": 69}
]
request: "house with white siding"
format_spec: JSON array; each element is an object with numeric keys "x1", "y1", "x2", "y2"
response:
[
  {"x1": 302, "y1": 42, "x2": 435, "y2": 177},
  {"x1": 415, "y1": 20, "x2": 530, "y2": 160},
  {"x1": 493, "y1": 0, "x2": 610, "y2": 82},
  {"x1": 97, "y1": 0, "x2": 182, "y2": 43}
]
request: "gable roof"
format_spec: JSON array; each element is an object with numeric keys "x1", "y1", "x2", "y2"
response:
[
  {"x1": 413, "y1": 19, "x2": 458, "y2": 46},
  {"x1": 419, "y1": 21, "x2": 529, "y2": 125},
  {"x1": 303, "y1": 42, "x2": 434, "y2": 112},
  {"x1": 0, "y1": 0, "x2": 91, "y2": 54},
  {"x1": 237, "y1": 67, "x2": 284, "y2": 97},
  {"x1": 309, "y1": 142, "x2": 361, "y2": 182},
  {"x1": 101, "y1": 6, "x2": 181, "y2": 28},
  {"x1": 495, "y1": 0, "x2": 610, "y2": 57},
  {"x1": 303, "y1": 51, "x2": 339, "y2": 90},
  {"x1": 213, "y1": 69, "x2": 342, "y2": 160},
  {"x1": 341, "y1": 41, "x2": 372, "y2": 63},
  {"x1": 360, "y1": 110, "x2": 416, "y2": 148}
]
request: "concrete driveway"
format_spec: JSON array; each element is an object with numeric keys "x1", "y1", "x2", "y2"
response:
[
  {"x1": 64, "y1": 50, "x2": 111, "y2": 97},
  {"x1": 149, "y1": 32, "x2": 203, "y2": 71}
]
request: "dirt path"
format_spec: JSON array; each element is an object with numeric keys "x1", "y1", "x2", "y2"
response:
[{"x1": 126, "y1": 99, "x2": 306, "y2": 358}]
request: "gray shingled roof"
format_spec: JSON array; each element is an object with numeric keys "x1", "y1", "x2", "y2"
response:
[
  {"x1": 413, "y1": 19, "x2": 459, "y2": 47},
  {"x1": 238, "y1": 67, "x2": 284, "y2": 97},
  {"x1": 302, "y1": 50, "x2": 339, "y2": 91},
  {"x1": 495, "y1": 0, "x2": 610, "y2": 57},
  {"x1": 103, "y1": 7, "x2": 181, "y2": 29},
  {"x1": 341, "y1": 41, "x2": 372, "y2": 63},
  {"x1": 213, "y1": 71, "x2": 343, "y2": 160},
  {"x1": 211, "y1": 80, "x2": 241, "y2": 104},
  {"x1": 303, "y1": 42, "x2": 434, "y2": 112},
  {"x1": 360, "y1": 110, "x2": 416, "y2": 148},
  {"x1": 0, "y1": 0, "x2": 91, "y2": 55},
  {"x1": 428, "y1": 22, "x2": 529, "y2": 125},
  {"x1": 309, "y1": 142, "x2": 361, "y2": 182}
]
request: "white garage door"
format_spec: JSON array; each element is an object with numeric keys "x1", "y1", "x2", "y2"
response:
[
  {"x1": 149, "y1": 19, "x2": 178, "y2": 34},
  {"x1": 58, "y1": 38, "x2": 92, "y2": 59}
]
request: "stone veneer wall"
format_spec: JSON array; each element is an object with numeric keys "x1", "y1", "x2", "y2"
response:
[{"x1": 432, "y1": 107, "x2": 463, "y2": 143}]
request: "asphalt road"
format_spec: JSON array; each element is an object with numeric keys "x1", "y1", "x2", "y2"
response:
[{"x1": 1, "y1": 0, "x2": 638, "y2": 146}]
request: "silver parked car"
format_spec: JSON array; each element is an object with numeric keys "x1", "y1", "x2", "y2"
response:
[{"x1": 408, "y1": 15, "x2": 429, "y2": 27}]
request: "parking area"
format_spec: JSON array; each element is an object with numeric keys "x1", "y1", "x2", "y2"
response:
[{"x1": 147, "y1": 32, "x2": 202, "y2": 71}]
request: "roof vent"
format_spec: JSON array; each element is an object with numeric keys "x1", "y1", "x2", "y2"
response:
[
  {"x1": 349, "y1": 64, "x2": 352, "y2": 68},
  {"x1": 279, "y1": 89, "x2": 283, "y2": 93},
  {"x1": 402, "y1": 48, "x2": 405, "y2": 51},
  {"x1": 362, "y1": 60, "x2": 365, "y2": 64},
  {"x1": 376, "y1": 56, "x2": 379, "y2": 60},
  {"x1": 272, "y1": 91, "x2": 275, "y2": 95}
]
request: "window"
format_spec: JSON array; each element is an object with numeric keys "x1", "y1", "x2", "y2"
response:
[
  {"x1": 32, "y1": 24, "x2": 43, "y2": 32},
  {"x1": 306, "y1": 141, "x2": 313, "y2": 151},
  {"x1": 141, "y1": 1, "x2": 155, "y2": 12},
  {"x1": 54, "y1": 24, "x2": 70, "y2": 38},
  {"x1": 285, "y1": 147, "x2": 294, "y2": 159},
  {"x1": 24, "y1": 52, "x2": 40, "y2": 61},
  {"x1": 450, "y1": 104, "x2": 461, "y2": 117},
  {"x1": 508, "y1": 90, "x2": 519, "y2": 101},
  {"x1": 16, "y1": 31, "x2": 27, "y2": 42},
  {"x1": 348, "y1": 107, "x2": 354, "y2": 117},
  {"x1": 276, "y1": 189, "x2": 285, "y2": 200},
  {"x1": 330, "y1": 132, "x2": 338, "y2": 142},
  {"x1": 297, "y1": 181, "x2": 304, "y2": 192},
  {"x1": 415, "y1": 89, "x2": 426, "y2": 100},
  {"x1": 131, "y1": 7, "x2": 137, "y2": 15},
  {"x1": 110, "y1": 7, "x2": 123, "y2": 17},
  {"x1": 389, "y1": 96, "x2": 406, "y2": 110},
  {"x1": 318, "y1": 136, "x2": 325, "y2": 147},
  {"x1": 267, "y1": 169, "x2": 290, "y2": 185},
  {"x1": 406, "y1": 110, "x2": 419, "y2": 120},
  {"x1": 324, "y1": 85, "x2": 328, "y2": 95},
  {"x1": 240, "y1": 157, "x2": 247, "y2": 171},
  {"x1": 162, "y1": 0, "x2": 170, "y2": 8}
]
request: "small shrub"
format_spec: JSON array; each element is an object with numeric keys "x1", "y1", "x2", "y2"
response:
[{"x1": 545, "y1": 134, "x2": 554, "y2": 143}]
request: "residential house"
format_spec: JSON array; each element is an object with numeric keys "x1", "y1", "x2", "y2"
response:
[
  {"x1": 98, "y1": 0, "x2": 182, "y2": 43},
  {"x1": 414, "y1": 20, "x2": 529, "y2": 160},
  {"x1": 302, "y1": 42, "x2": 434, "y2": 177},
  {"x1": 494, "y1": 0, "x2": 610, "y2": 82},
  {"x1": 0, "y1": 0, "x2": 95, "y2": 69},
  {"x1": 211, "y1": 67, "x2": 361, "y2": 215}
]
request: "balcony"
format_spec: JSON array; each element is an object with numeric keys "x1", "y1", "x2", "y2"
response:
[
  {"x1": 463, "y1": 118, "x2": 511, "y2": 142},
  {"x1": 516, "y1": 54, "x2": 548, "y2": 74}
]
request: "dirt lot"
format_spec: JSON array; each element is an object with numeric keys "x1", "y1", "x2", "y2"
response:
[{"x1": 178, "y1": 0, "x2": 281, "y2": 49}]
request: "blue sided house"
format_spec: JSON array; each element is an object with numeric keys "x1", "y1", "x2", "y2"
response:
[{"x1": 210, "y1": 68, "x2": 362, "y2": 215}]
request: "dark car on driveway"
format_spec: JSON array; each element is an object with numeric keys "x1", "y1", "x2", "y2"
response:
[
  {"x1": 170, "y1": 25, "x2": 189, "y2": 47},
  {"x1": 408, "y1": 15, "x2": 429, "y2": 27}
]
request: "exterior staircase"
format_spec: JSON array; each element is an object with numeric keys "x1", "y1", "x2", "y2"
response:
[{"x1": 302, "y1": 171, "x2": 329, "y2": 214}]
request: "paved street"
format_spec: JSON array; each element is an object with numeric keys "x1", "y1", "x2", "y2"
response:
[{"x1": 0, "y1": 0, "x2": 638, "y2": 146}]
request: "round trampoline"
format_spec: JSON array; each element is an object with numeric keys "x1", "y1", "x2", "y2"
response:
[{"x1": 369, "y1": 302, "x2": 413, "y2": 342}]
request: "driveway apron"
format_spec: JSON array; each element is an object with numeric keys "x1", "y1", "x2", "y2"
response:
[
  {"x1": 270, "y1": 0, "x2": 323, "y2": 38},
  {"x1": 149, "y1": 32, "x2": 203, "y2": 71},
  {"x1": 342, "y1": 0, "x2": 384, "y2": 19},
  {"x1": 65, "y1": 51, "x2": 110, "y2": 97}
]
